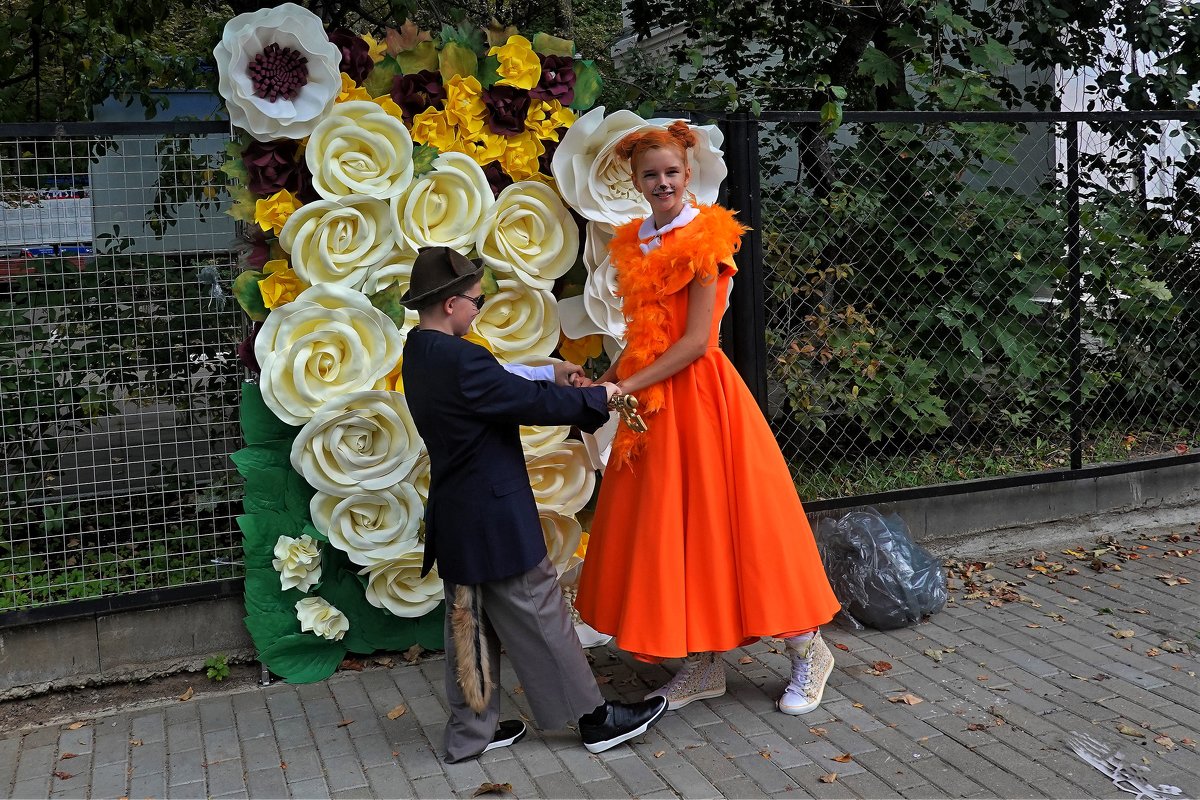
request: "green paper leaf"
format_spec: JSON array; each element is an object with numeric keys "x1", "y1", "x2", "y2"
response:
[
  {"x1": 412, "y1": 143, "x2": 439, "y2": 176},
  {"x1": 284, "y1": 470, "x2": 316, "y2": 520},
  {"x1": 532, "y1": 33, "x2": 574, "y2": 57},
  {"x1": 259, "y1": 633, "x2": 347, "y2": 683},
  {"x1": 239, "y1": 383, "x2": 302, "y2": 446},
  {"x1": 481, "y1": 266, "x2": 499, "y2": 295},
  {"x1": 478, "y1": 54, "x2": 501, "y2": 88},
  {"x1": 238, "y1": 512, "x2": 309, "y2": 568},
  {"x1": 226, "y1": 184, "x2": 258, "y2": 224},
  {"x1": 244, "y1": 567, "x2": 307, "y2": 616},
  {"x1": 232, "y1": 270, "x2": 268, "y2": 321},
  {"x1": 439, "y1": 40, "x2": 478, "y2": 84},
  {"x1": 397, "y1": 41, "x2": 440, "y2": 74},
  {"x1": 244, "y1": 611, "x2": 301, "y2": 654},
  {"x1": 363, "y1": 56, "x2": 402, "y2": 98},
  {"x1": 570, "y1": 60, "x2": 603, "y2": 111},
  {"x1": 230, "y1": 442, "x2": 289, "y2": 478},
  {"x1": 370, "y1": 284, "x2": 409, "y2": 328}
]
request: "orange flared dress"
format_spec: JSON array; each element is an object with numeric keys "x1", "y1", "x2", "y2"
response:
[{"x1": 575, "y1": 204, "x2": 842, "y2": 662}]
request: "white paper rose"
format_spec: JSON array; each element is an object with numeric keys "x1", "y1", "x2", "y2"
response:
[
  {"x1": 471, "y1": 277, "x2": 559, "y2": 363},
  {"x1": 392, "y1": 152, "x2": 493, "y2": 252},
  {"x1": 291, "y1": 390, "x2": 423, "y2": 495},
  {"x1": 476, "y1": 181, "x2": 579, "y2": 291},
  {"x1": 279, "y1": 195, "x2": 396, "y2": 289},
  {"x1": 550, "y1": 106, "x2": 728, "y2": 226},
  {"x1": 525, "y1": 441, "x2": 596, "y2": 516},
  {"x1": 558, "y1": 221, "x2": 625, "y2": 344},
  {"x1": 361, "y1": 248, "x2": 420, "y2": 334},
  {"x1": 213, "y1": 3, "x2": 342, "y2": 142},
  {"x1": 272, "y1": 533, "x2": 322, "y2": 592},
  {"x1": 311, "y1": 483, "x2": 423, "y2": 567},
  {"x1": 295, "y1": 596, "x2": 349, "y2": 641},
  {"x1": 305, "y1": 100, "x2": 415, "y2": 200},
  {"x1": 255, "y1": 284, "x2": 404, "y2": 425},
  {"x1": 540, "y1": 511, "x2": 584, "y2": 577},
  {"x1": 362, "y1": 550, "x2": 443, "y2": 617},
  {"x1": 520, "y1": 424, "x2": 571, "y2": 454},
  {"x1": 404, "y1": 452, "x2": 431, "y2": 501}
]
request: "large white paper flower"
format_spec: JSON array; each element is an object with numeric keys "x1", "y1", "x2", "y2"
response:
[
  {"x1": 291, "y1": 390, "x2": 423, "y2": 495},
  {"x1": 558, "y1": 221, "x2": 625, "y2": 343},
  {"x1": 255, "y1": 284, "x2": 403, "y2": 426},
  {"x1": 213, "y1": 3, "x2": 342, "y2": 142},
  {"x1": 361, "y1": 248, "x2": 420, "y2": 335},
  {"x1": 476, "y1": 181, "x2": 579, "y2": 291},
  {"x1": 392, "y1": 152, "x2": 493, "y2": 252},
  {"x1": 471, "y1": 277, "x2": 559, "y2": 363},
  {"x1": 404, "y1": 452, "x2": 431, "y2": 501},
  {"x1": 306, "y1": 101, "x2": 415, "y2": 200},
  {"x1": 311, "y1": 483, "x2": 423, "y2": 567},
  {"x1": 362, "y1": 550, "x2": 443, "y2": 617},
  {"x1": 272, "y1": 533, "x2": 322, "y2": 592},
  {"x1": 540, "y1": 511, "x2": 583, "y2": 577},
  {"x1": 520, "y1": 425, "x2": 571, "y2": 454},
  {"x1": 295, "y1": 596, "x2": 349, "y2": 641},
  {"x1": 525, "y1": 441, "x2": 596, "y2": 516},
  {"x1": 551, "y1": 106, "x2": 728, "y2": 226},
  {"x1": 280, "y1": 195, "x2": 396, "y2": 289}
]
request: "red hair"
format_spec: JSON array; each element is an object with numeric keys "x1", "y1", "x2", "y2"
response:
[{"x1": 614, "y1": 120, "x2": 697, "y2": 169}]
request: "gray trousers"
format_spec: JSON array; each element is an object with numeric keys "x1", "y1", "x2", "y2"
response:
[{"x1": 441, "y1": 556, "x2": 604, "y2": 763}]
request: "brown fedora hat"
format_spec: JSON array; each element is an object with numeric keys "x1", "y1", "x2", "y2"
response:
[{"x1": 400, "y1": 246, "x2": 484, "y2": 310}]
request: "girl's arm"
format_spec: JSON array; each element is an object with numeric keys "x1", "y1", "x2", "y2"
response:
[{"x1": 616, "y1": 274, "x2": 718, "y2": 395}]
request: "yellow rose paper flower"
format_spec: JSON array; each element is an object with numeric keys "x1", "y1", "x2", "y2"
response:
[
  {"x1": 444, "y1": 75, "x2": 486, "y2": 135},
  {"x1": 559, "y1": 333, "x2": 603, "y2": 365},
  {"x1": 373, "y1": 95, "x2": 407, "y2": 121},
  {"x1": 362, "y1": 33, "x2": 386, "y2": 63},
  {"x1": 498, "y1": 131, "x2": 545, "y2": 182},
  {"x1": 409, "y1": 107, "x2": 456, "y2": 151},
  {"x1": 254, "y1": 188, "x2": 302, "y2": 235},
  {"x1": 336, "y1": 72, "x2": 371, "y2": 103},
  {"x1": 526, "y1": 100, "x2": 575, "y2": 141},
  {"x1": 489, "y1": 35, "x2": 540, "y2": 90},
  {"x1": 258, "y1": 259, "x2": 309, "y2": 309},
  {"x1": 448, "y1": 129, "x2": 508, "y2": 167}
]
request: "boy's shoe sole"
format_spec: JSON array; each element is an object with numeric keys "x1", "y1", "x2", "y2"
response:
[
  {"x1": 583, "y1": 696, "x2": 668, "y2": 754},
  {"x1": 483, "y1": 720, "x2": 528, "y2": 753}
]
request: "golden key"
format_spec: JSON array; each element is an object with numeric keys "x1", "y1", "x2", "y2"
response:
[{"x1": 608, "y1": 393, "x2": 648, "y2": 433}]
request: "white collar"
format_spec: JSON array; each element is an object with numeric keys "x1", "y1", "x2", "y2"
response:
[{"x1": 638, "y1": 204, "x2": 701, "y2": 254}]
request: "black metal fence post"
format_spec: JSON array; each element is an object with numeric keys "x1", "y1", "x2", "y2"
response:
[
  {"x1": 1066, "y1": 120, "x2": 1084, "y2": 470},
  {"x1": 721, "y1": 112, "x2": 769, "y2": 414}
]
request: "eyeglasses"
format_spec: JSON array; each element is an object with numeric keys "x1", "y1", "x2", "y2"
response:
[{"x1": 454, "y1": 293, "x2": 486, "y2": 310}]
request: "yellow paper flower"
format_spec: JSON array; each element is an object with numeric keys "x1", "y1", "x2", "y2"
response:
[
  {"x1": 489, "y1": 34, "x2": 541, "y2": 90},
  {"x1": 498, "y1": 131, "x2": 545, "y2": 182},
  {"x1": 464, "y1": 328, "x2": 496, "y2": 353},
  {"x1": 575, "y1": 530, "x2": 589, "y2": 560},
  {"x1": 384, "y1": 357, "x2": 404, "y2": 393},
  {"x1": 336, "y1": 72, "x2": 371, "y2": 103},
  {"x1": 444, "y1": 75, "x2": 486, "y2": 135},
  {"x1": 254, "y1": 188, "x2": 302, "y2": 235},
  {"x1": 560, "y1": 333, "x2": 603, "y2": 365},
  {"x1": 526, "y1": 100, "x2": 575, "y2": 141},
  {"x1": 258, "y1": 259, "x2": 309, "y2": 309},
  {"x1": 410, "y1": 107, "x2": 457, "y2": 152},
  {"x1": 362, "y1": 33, "x2": 386, "y2": 63},
  {"x1": 373, "y1": 95, "x2": 407, "y2": 121},
  {"x1": 448, "y1": 129, "x2": 508, "y2": 166}
]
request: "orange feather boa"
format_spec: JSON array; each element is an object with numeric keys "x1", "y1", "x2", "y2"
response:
[{"x1": 608, "y1": 204, "x2": 748, "y2": 469}]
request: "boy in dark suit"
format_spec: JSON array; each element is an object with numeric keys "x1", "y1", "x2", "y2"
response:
[{"x1": 400, "y1": 246, "x2": 667, "y2": 763}]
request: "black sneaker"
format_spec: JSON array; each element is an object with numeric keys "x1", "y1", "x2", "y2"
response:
[
  {"x1": 579, "y1": 696, "x2": 668, "y2": 754},
  {"x1": 482, "y1": 720, "x2": 527, "y2": 754}
]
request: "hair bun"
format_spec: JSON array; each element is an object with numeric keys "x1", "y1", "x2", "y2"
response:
[{"x1": 666, "y1": 120, "x2": 699, "y2": 149}]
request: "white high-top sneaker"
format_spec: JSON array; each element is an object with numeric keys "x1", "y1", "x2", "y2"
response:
[
  {"x1": 645, "y1": 651, "x2": 727, "y2": 710},
  {"x1": 777, "y1": 631, "x2": 834, "y2": 715}
]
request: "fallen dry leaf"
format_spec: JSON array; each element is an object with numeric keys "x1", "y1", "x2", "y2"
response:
[
  {"x1": 809, "y1": 727, "x2": 827, "y2": 736},
  {"x1": 1146, "y1": 648, "x2": 1163, "y2": 657},
  {"x1": 872, "y1": 661, "x2": 893, "y2": 672},
  {"x1": 52, "y1": 771, "x2": 74, "y2": 781},
  {"x1": 834, "y1": 643, "x2": 850, "y2": 652},
  {"x1": 888, "y1": 693, "x2": 925, "y2": 705},
  {"x1": 819, "y1": 772, "x2": 838, "y2": 783},
  {"x1": 1111, "y1": 630, "x2": 1136, "y2": 639},
  {"x1": 471, "y1": 781, "x2": 513, "y2": 797},
  {"x1": 967, "y1": 723, "x2": 990, "y2": 731},
  {"x1": 1160, "y1": 640, "x2": 1189, "y2": 653},
  {"x1": 402, "y1": 644, "x2": 425, "y2": 663},
  {"x1": 833, "y1": 753, "x2": 853, "y2": 763},
  {"x1": 1154, "y1": 736, "x2": 1175, "y2": 749},
  {"x1": 1180, "y1": 737, "x2": 1196, "y2": 747},
  {"x1": 924, "y1": 648, "x2": 944, "y2": 662},
  {"x1": 594, "y1": 675, "x2": 611, "y2": 685},
  {"x1": 336, "y1": 719, "x2": 354, "y2": 728},
  {"x1": 374, "y1": 656, "x2": 395, "y2": 668},
  {"x1": 513, "y1": 685, "x2": 525, "y2": 695},
  {"x1": 738, "y1": 656, "x2": 754, "y2": 664},
  {"x1": 653, "y1": 750, "x2": 665, "y2": 758},
  {"x1": 386, "y1": 705, "x2": 408, "y2": 720},
  {"x1": 852, "y1": 703, "x2": 864, "y2": 709},
  {"x1": 67, "y1": 722, "x2": 87, "y2": 730},
  {"x1": 760, "y1": 750, "x2": 771, "y2": 759},
  {"x1": 1117, "y1": 724, "x2": 1145, "y2": 737},
  {"x1": 339, "y1": 658, "x2": 364, "y2": 672},
  {"x1": 129, "y1": 739, "x2": 143, "y2": 747},
  {"x1": 1026, "y1": 623, "x2": 1043, "y2": 628},
  {"x1": 60, "y1": 753, "x2": 78, "y2": 760},
  {"x1": 178, "y1": 687, "x2": 194, "y2": 702}
]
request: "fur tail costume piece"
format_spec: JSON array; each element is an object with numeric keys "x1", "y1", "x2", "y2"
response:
[{"x1": 451, "y1": 584, "x2": 493, "y2": 714}]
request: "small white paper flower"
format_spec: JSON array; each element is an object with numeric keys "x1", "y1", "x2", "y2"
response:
[
  {"x1": 525, "y1": 441, "x2": 596, "y2": 516},
  {"x1": 311, "y1": 483, "x2": 423, "y2": 567},
  {"x1": 255, "y1": 284, "x2": 403, "y2": 425},
  {"x1": 404, "y1": 452, "x2": 431, "y2": 502},
  {"x1": 540, "y1": 511, "x2": 583, "y2": 577},
  {"x1": 279, "y1": 195, "x2": 396, "y2": 289},
  {"x1": 392, "y1": 152, "x2": 493, "y2": 252},
  {"x1": 295, "y1": 596, "x2": 349, "y2": 641},
  {"x1": 213, "y1": 3, "x2": 342, "y2": 142},
  {"x1": 306, "y1": 100, "x2": 415, "y2": 200},
  {"x1": 362, "y1": 550, "x2": 443, "y2": 618},
  {"x1": 476, "y1": 181, "x2": 579, "y2": 291},
  {"x1": 272, "y1": 533, "x2": 322, "y2": 592},
  {"x1": 471, "y1": 277, "x2": 559, "y2": 363}
]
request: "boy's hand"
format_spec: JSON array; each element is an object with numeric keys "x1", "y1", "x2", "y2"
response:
[
  {"x1": 554, "y1": 360, "x2": 586, "y2": 387},
  {"x1": 600, "y1": 382, "x2": 620, "y2": 402}
]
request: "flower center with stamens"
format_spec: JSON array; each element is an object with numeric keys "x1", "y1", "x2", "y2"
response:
[{"x1": 248, "y1": 43, "x2": 309, "y2": 102}]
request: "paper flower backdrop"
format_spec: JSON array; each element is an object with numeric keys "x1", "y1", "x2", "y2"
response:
[{"x1": 220, "y1": 3, "x2": 727, "y2": 683}]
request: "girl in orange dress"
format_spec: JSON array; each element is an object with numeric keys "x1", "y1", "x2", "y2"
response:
[{"x1": 574, "y1": 121, "x2": 842, "y2": 715}]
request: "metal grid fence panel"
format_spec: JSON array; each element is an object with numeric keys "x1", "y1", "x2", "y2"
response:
[
  {"x1": 757, "y1": 115, "x2": 1199, "y2": 501},
  {"x1": 1, "y1": 131, "x2": 245, "y2": 613}
]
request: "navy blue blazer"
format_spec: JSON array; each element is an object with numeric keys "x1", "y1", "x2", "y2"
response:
[{"x1": 401, "y1": 329, "x2": 610, "y2": 585}]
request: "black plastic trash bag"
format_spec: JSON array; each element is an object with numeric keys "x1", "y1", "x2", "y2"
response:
[{"x1": 815, "y1": 508, "x2": 947, "y2": 630}]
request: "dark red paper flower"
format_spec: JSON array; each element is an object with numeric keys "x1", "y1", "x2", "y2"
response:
[
  {"x1": 482, "y1": 162, "x2": 514, "y2": 199},
  {"x1": 538, "y1": 132, "x2": 565, "y2": 177},
  {"x1": 241, "y1": 139, "x2": 302, "y2": 196},
  {"x1": 327, "y1": 28, "x2": 374, "y2": 85},
  {"x1": 238, "y1": 321, "x2": 264, "y2": 375},
  {"x1": 482, "y1": 85, "x2": 531, "y2": 136},
  {"x1": 390, "y1": 70, "x2": 446, "y2": 124},
  {"x1": 529, "y1": 55, "x2": 576, "y2": 106}
]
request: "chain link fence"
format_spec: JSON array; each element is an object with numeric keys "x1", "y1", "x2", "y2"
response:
[
  {"x1": 0, "y1": 124, "x2": 245, "y2": 615},
  {"x1": 752, "y1": 111, "x2": 1200, "y2": 500}
]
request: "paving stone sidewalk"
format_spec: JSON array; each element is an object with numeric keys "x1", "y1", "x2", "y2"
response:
[{"x1": 4, "y1": 523, "x2": 1199, "y2": 799}]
